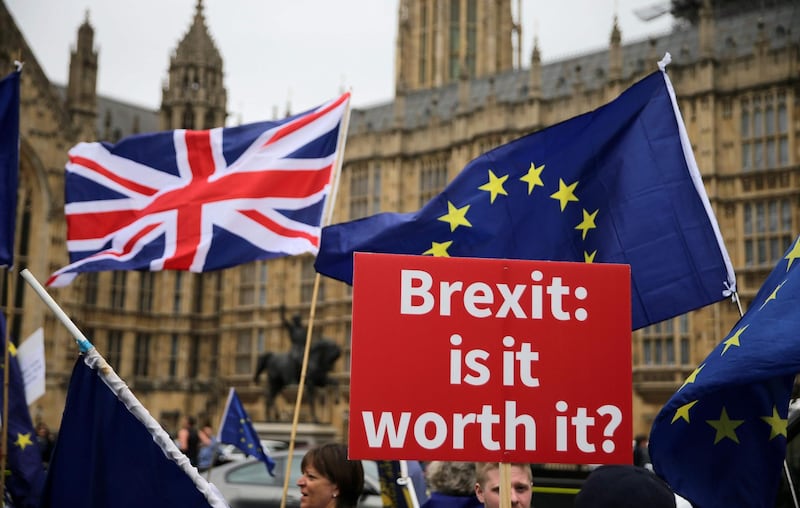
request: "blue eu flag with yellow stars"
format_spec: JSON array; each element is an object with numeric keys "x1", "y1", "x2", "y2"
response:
[
  {"x1": 315, "y1": 63, "x2": 735, "y2": 330},
  {"x1": 649, "y1": 235, "x2": 800, "y2": 507},
  {"x1": 219, "y1": 388, "x2": 275, "y2": 475},
  {"x1": 0, "y1": 312, "x2": 45, "y2": 508}
]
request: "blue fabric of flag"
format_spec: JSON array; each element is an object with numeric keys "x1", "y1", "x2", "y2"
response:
[
  {"x1": 0, "y1": 313, "x2": 45, "y2": 508},
  {"x1": 649, "y1": 235, "x2": 800, "y2": 508},
  {"x1": 40, "y1": 351, "x2": 227, "y2": 508},
  {"x1": 218, "y1": 388, "x2": 275, "y2": 475},
  {"x1": 0, "y1": 70, "x2": 20, "y2": 267},
  {"x1": 315, "y1": 69, "x2": 734, "y2": 330}
]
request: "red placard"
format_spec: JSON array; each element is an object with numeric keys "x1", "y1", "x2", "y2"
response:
[{"x1": 348, "y1": 253, "x2": 632, "y2": 464}]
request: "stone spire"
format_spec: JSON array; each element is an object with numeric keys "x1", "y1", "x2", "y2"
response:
[
  {"x1": 160, "y1": 0, "x2": 227, "y2": 130},
  {"x1": 174, "y1": 0, "x2": 222, "y2": 68},
  {"x1": 609, "y1": 14, "x2": 622, "y2": 82},
  {"x1": 528, "y1": 33, "x2": 541, "y2": 99},
  {"x1": 698, "y1": 0, "x2": 715, "y2": 59},
  {"x1": 67, "y1": 9, "x2": 98, "y2": 140}
]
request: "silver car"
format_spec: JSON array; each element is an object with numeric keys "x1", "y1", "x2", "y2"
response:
[{"x1": 208, "y1": 449, "x2": 383, "y2": 508}]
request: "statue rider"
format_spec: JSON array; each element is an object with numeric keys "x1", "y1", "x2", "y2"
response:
[{"x1": 280, "y1": 304, "x2": 307, "y2": 367}]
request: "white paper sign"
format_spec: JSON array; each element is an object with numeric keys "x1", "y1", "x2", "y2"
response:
[{"x1": 17, "y1": 327, "x2": 45, "y2": 405}]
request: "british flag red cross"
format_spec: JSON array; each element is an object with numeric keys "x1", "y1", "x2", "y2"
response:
[{"x1": 47, "y1": 93, "x2": 350, "y2": 287}]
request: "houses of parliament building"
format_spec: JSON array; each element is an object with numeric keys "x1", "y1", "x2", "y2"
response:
[{"x1": 0, "y1": 0, "x2": 798, "y2": 442}]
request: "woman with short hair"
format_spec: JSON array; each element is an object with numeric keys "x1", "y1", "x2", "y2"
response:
[{"x1": 297, "y1": 443, "x2": 365, "y2": 508}]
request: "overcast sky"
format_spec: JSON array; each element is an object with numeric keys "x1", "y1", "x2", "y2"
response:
[{"x1": 6, "y1": 0, "x2": 673, "y2": 126}]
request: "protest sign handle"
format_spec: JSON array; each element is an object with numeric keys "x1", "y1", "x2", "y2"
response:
[{"x1": 500, "y1": 463, "x2": 511, "y2": 508}]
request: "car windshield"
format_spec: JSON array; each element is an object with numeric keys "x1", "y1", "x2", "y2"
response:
[
  {"x1": 224, "y1": 452, "x2": 379, "y2": 489},
  {"x1": 362, "y1": 460, "x2": 378, "y2": 483},
  {"x1": 226, "y1": 455, "x2": 302, "y2": 487}
]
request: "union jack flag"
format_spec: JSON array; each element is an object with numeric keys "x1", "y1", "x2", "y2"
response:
[{"x1": 48, "y1": 93, "x2": 350, "y2": 287}]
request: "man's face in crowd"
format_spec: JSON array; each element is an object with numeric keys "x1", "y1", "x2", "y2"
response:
[{"x1": 475, "y1": 465, "x2": 533, "y2": 508}]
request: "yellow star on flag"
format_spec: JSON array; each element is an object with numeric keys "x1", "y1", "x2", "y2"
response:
[
  {"x1": 575, "y1": 209, "x2": 598, "y2": 240},
  {"x1": 707, "y1": 407, "x2": 744, "y2": 444},
  {"x1": 785, "y1": 237, "x2": 800, "y2": 270},
  {"x1": 423, "y1": 241, "x2": 453, "y2": 257},
  {"x1": 721, "y1": 324, "x2": 748, "y2": 355},
  {"x1": 550, "y1": 179, "x2": 579, "y2": 211},
  {"x1": 679, "y1": 364, "x2": 705, "y2": 391},
  {"x1": 671, "y1": 400, "x2": 698, "y2": 424},
  {"x1": 15, "y1": 432, "x2": 33, "y2": 450},
  {"x1": 478, "y1": 170, "x2": 509, "y2": 203},
  {"x1": 761, "y1": 406, "x2": 788, "y2": 440},
  {"x1": 520, "y1": 162, "x2": 545, "y2": 194},
  {"x1": 438, "y1": 202, "x2": 472, "y2": 232},
  {"x1": 584, "y1": 250, "x2": 597, "y2": 263},
  {"x1": 760, "y1": 280, "x2": 785, "y2": 310}
]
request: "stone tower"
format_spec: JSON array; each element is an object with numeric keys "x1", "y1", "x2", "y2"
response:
[
  {"x1": 395, "y1": 0, "x2": 516, "y2": 93},
  {"x1": 66, "y1": 10, "x2": 98, "y2": 141},
  {"x1": 160, "y1": 0, "x2": 227, "y2": 130}
]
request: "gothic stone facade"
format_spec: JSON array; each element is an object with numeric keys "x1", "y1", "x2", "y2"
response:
[{"x1": 1, "y1": 0, "x2": 798, "y2": 441}]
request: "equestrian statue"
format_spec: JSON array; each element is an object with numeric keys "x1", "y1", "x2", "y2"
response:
[{"x1": 253, "y1": 305, "x2": 341, "y2": 423}]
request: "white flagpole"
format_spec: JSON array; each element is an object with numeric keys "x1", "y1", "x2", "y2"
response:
[
  {"x1": 397, "y1": 460, "x2": 420, "y2": 508},
  {"x1": 20, "y1": 269, "x2": 228, "y2": 508},
  {"x1": 19, "y1": 269, "x2": 94, "y2": 352}
]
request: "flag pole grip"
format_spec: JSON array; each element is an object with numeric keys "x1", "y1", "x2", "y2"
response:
[{"x1": 19, "y1": 269, "x2": 94, "y2": 352}]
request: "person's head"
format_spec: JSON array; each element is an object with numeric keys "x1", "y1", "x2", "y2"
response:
[
  {"x1": 474, "y1": 462, "x2": 533, "y2": 508},
  {"x1": 36, "y1": 422, "x2": 50, "y2": 437},
  {"x1": 634, "y1": 434, "x2": 648, "y2": 447},
  {"x1": 574, "y1": 465, "x2": 691, "y2": 508},
  {"x1": 183, "y1": 415, "x2": 196, "y2": 428},
  {"x1": 426, "y1": 461, "x2": 476, "y2": 496},
  {"x1": 298, "y1": 443, "x2": 364, "y2": 508}
]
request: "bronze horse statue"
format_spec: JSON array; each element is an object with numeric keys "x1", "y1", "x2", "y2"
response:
[{"x1": 253, "y1": 338, "x2": 341, "y2": 423}]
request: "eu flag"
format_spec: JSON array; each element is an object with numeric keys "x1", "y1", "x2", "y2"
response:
[
  {"x1": 649, "y1": 236, "x2": 800, "y2": 507},
  {"x1": 0, "y1": 313, "x2": 45, "y2": 508},
  {"x1": 315, "y1": 64, "x2": 734, "y2": 330},
  {"x1": 40, "y1": 349, "x2": 228, "y2": 508},
  {"x1": 0, "y1": 69, "x2": 20, "y2": 268},
  {"x1": 218, "y1": 388, "x2": 275, "y2": 475}
]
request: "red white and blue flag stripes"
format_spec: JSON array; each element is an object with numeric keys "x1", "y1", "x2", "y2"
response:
[{"x1": 47, "y1": 92, "x2": 350, "y2": 286}]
